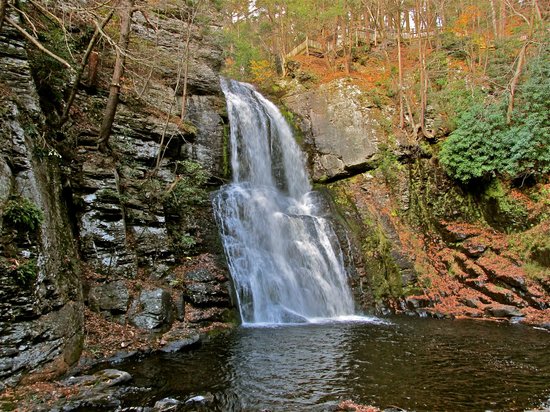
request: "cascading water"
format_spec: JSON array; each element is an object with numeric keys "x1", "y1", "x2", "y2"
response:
[{"x1": 213, "y1": 78, "x2": 356, "y2": 325}]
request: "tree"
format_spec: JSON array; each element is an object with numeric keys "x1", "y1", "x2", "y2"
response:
[{"x1": 97, "y1": 0, "x2": 136, "y2": 152}]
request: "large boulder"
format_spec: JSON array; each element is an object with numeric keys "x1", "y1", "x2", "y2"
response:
[
  {"x1": 129, "y1": 288, "x2": 175, "y2": 331},
  {"x1": 283, "y1": 79, "x2": 383, "y2": 182},
  {"x1": 88, "y1": 280, "x2": 130, "y2": 315}
]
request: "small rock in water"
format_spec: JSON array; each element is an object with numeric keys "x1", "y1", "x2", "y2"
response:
[
  {"x1": 154, "y1": 397, "x2": 181, "y2": 410},
  {"x1": 185, "y1": 393, "x2": 213, "y2": 404}
]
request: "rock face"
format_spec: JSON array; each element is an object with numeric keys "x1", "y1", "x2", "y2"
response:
[
  {"x1": 0, "y1": 23, "x2": 83, "y2": 385},
  {"x1": 129, "y1": 288, "x2": 175, "y2": 331},
  {"x1": 88, "y1": 280, "x2": 130, "y2": 316},
  {"x1": 283, "y1": 79, "x2": 383, "y2": 182},
  {"x1": 0, "y1": 4, "x2": 235, "y2": 385}
]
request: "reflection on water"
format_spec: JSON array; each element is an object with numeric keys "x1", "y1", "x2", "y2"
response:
[{"x1": 119, "y1": 317, "x2": 550, "y2": 411}]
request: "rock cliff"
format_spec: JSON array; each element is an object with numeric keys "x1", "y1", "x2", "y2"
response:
[
  {"x1": 0, "y1": 23, "x2": 83, "y2": 387},
  {"x1": 0, "y1": 5, "x2": 234, "y2": 386}
]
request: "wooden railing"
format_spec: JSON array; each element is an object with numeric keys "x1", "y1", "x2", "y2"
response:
[{"x1": 285, "y1": 30, "x2": 435, "y2": 59}]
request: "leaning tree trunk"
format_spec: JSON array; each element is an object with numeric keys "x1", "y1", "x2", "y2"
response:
[
  {"x1": 0, "y1": 0, "x2": 7, "y2": 33},
  {"x1": 98, "y1": 0, "x2": 134, "y2": 152}
]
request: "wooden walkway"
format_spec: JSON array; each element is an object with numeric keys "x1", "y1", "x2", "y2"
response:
[{"x1": 285, "y1": 30, "x2": 435, "y2": 60}]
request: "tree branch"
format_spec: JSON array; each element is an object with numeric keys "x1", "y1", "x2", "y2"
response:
[
  {"x1": 4, "y1": 16, "x2": 73, "y2": 70},
  {"x1": 59, "y1": 9, "x2": 115, "y2": 127}
]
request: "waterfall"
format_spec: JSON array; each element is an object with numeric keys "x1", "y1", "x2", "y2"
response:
[{"x1": 213, "y1": 79, "x2": 355, "y2": 325}]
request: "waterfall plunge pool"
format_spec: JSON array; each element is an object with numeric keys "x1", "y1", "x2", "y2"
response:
[{"x1": 114, "y1": 317, "x2": 549, "y2": 411}]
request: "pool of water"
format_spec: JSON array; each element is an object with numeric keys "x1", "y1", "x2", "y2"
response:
[{"x1": 117, "y1": 317, "x2": 550, "y2": 411}]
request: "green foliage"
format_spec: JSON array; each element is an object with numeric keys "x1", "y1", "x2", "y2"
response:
[
  {"x1": 486, "y1": 38, "x2": 520, "y2": 83},
  {"x1": 12, "y1": 259, "x2": 38, "y2": 286},
  {"x1": 431, "y1": 78, "x2": 484, "y2": 133},
  {"x1": 222, "y1": 26, "x2": 265, "y2": 80},
  {"x1": 174, "y1": 232, "x2": 197, "y2": 255},
  {"x1": 3, "y1": 197, "x2": 44, "y2": 233},
  {"x1": 1, "y1": 257, "x2": 38, "y2": 287},
  {"x1": 165, "y1": 160, "x2": 210, "y2": 209},
  {"x1": 440, "y1": 55, "x2": 550, "y2": 183}
]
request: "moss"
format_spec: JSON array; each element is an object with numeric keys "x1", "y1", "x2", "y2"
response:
[
  {"x1": 280, "y1": 107, "x2": 305, "y2": 146},
  {"x1": 480, "y1": 180, "x2": 529, "y2": 232},
  {"x1": 326, "y1": 180, "x2": 403, "y2": 306},
  {"x1": 405, "y1": 158, "x2": 483, "y2": 232},
  {"x1": 360, "y1": 214, "x2": 403, "y2": 303}
]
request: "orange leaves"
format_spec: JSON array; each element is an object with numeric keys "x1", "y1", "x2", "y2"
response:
[
  {"x1": 249, "y1": 59, "x2": 276, "y2": 84},
  {"x1": 452, "y1": 5, "x2": 482, "y2": 36}
]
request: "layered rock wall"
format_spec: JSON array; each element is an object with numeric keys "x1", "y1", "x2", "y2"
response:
[{"x1": 0, "y1": 23, "x2": 83, "y2": 387}]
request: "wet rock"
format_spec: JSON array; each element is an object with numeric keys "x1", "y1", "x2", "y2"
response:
[
  {"x1": 159, "y1": 334, "x2": 201, "y2": 353},
  {"x1": 405, "y1": 296, "x2": 431, "y2": 310},
  {"x1": 184, "y1": 95, "x2": 226, "y2": 177},
  {"x1": 460, "y1": 238, "x2": 487, "y2": 258},
  {"x1": 484, "y1": 304, "x2": 524, "y2": 318},
  {"x1": 184, "y1": 269, "x2": 231, "y2": 308},
  {"x1": 129, "y1": 288, "x2": 175, "y2": 330},
  {"x1": 154, "y1": 397, "x2": 181, "y2": 410},
  {"x1": 65, "y1": 369, "x2": 132, "y2": 389},
  {"x1": 89, "y1": 280, "x2": 130, "y2": 315},
  {"x1": 107, "y1": 350, "x2": 139, "y2": 365},
  {"x1": 48, "y1": 393, "x2": 121, "y2": 411},
  {"x1": 185, "y1": 393, "x2": 214, "y2": 405},
  {"x1": 186, "y1": 307, "x2": 232, "y2": 323},
  {"x1": 174, "y1": 292, "x2": 186, "y2": 321},
  {"x1": 460, "y1": 297, "x2": 481, "y2": 309}
]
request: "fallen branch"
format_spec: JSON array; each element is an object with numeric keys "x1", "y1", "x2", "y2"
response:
[{"x1": 5, "y1": 16, "x2": 73, "y2": 70}]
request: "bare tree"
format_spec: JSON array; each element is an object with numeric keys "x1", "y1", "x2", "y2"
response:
[
  {"x1": 59, "y1": 9, "x2": 114, "y2": 127},
  {"x1": 97, "y1": 0, "x2": 136, "y2": 152},
  {"x1": 0, "y1": 0, "x2": 8, "y2": 33}
]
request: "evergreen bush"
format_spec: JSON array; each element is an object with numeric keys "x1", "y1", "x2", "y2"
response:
[{"x1": 440, "y1": 55, "x2": 550, "y2": 183}]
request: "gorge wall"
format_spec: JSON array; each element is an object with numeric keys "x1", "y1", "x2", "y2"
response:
[
  {"x1": 0, "y1": 23, "x2": 83, "y2": 388},
  {"x1": 0, "y1": 6, "x2": 234, "y2": 386}
]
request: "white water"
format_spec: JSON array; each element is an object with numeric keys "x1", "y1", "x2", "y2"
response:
[{"x1": 213, "y1": 79, "x2": 356, "y2": 325}]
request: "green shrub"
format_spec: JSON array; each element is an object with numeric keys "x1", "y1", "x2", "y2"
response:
[
  {"x1": 3, "y1": 196, "x2": 44, "y2": 233},
  {"x1": 12, "y1": 259, "x2": 38, "y2": 286},
  {"x1": 165, "y1": 160, "x2": 210, "y2": 209},
  {"x1": 440, "y1": 55, "x2": 550, "y2": 183},
  {"x1": 174, "y1": 232, "x2": 197, "y2": 255}
]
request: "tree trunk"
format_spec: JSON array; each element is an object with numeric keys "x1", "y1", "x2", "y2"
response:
[
  {"x1": 506, "y1": 42, "x2": 527, "y2": 124},
  {"x1": 396, "y1": 11, "x2": 405, "y2": 129},
  {"x1": 98, "y1": 0, "x2": 134, "y2": 152},
  {"x1": 59, "y1": 10, "x2": 114, "y2": 127},
  {"x1": 0, "y1": 0, "x2": 7, "y2": 33}
]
